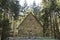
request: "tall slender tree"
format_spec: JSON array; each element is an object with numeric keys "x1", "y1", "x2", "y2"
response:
[
  {"x1": 0, "y1": 0, "x2": 20, "y2": 40},
  {"x1": 42, "y1": 0, "x2": 59, "y2": 38}
]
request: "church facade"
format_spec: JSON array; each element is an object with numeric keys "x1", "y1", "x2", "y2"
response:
[{"x1": 18, "y1": 12, "x2": 43, "y2": 37}]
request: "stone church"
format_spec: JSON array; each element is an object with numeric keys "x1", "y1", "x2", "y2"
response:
[{"x1": 18, "y1": 12, "x2": 43, "y2": 37}]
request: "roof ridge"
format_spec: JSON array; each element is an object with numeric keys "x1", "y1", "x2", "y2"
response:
[{"x1": 17, "y1": 12, "x2": 43, "y2": 29}]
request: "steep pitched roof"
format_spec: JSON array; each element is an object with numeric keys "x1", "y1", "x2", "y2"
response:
[
  {"x1": 18, "y1": 12, "x2": 43, "y2": 37},
  {"x1": 18, "y1": 12, "x2": 42, "y2": 28}
]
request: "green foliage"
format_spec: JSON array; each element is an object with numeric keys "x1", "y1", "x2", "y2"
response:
[
  {"x1": 41, "y1": 0, "x2": 60, "y2": 37},
  {"x1": 0, "y1": 0, "x2": 9, "y2": 10},
  {"x1": 0, "y1": 0, "x2": 20, "y2": 40},
  {"x1": 9, "y1": 1, "x2": 20, "y2": 20},
  {"x1": 56, "y1": 0, "x2": 60, "y2": 10},
  {"x1": 0, "y1": 0, "x2": 20, "y2": 20}
]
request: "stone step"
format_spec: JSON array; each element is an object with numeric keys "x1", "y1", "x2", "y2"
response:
[{"x1": 6, "y1": 37, "x2": 58, "y2": 40}]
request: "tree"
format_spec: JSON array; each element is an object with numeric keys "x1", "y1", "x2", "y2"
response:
[
  {"x1": 9, "y1": 1, "x2": 20, "y2": 20},
  {"x1": 22, "y1": 0, "x2": 28, "y2": 13},
  {"x1": 42, "y1": 0, "x2": 59, "y2": 38},
  {"x1": 32, "y1": 0, "x2": 41, "y2": 19},
  {"x1": 32, "y1": 0, "x2": 36, "y2": 15},
  {"x1": 0, "y1": 0, "x2": 20, "y2": 40}
]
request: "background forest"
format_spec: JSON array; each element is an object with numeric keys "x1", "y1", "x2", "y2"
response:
[{"x1": 0, "y1": 0, "x2": 60, "y2": 40}]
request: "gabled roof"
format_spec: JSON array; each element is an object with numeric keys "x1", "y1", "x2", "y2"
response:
[{"x1": 18, "y1": 12, "x2": 43, "y2": 28}]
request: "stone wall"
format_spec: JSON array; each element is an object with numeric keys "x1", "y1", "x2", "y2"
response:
[{"x1": 18, "y1": 13, "x2": 43, "y2": 37}]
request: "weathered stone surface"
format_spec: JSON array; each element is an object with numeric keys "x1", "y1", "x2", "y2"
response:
[{"x1": 18, "y1": 13, "x2": 43, "y2": 37}]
